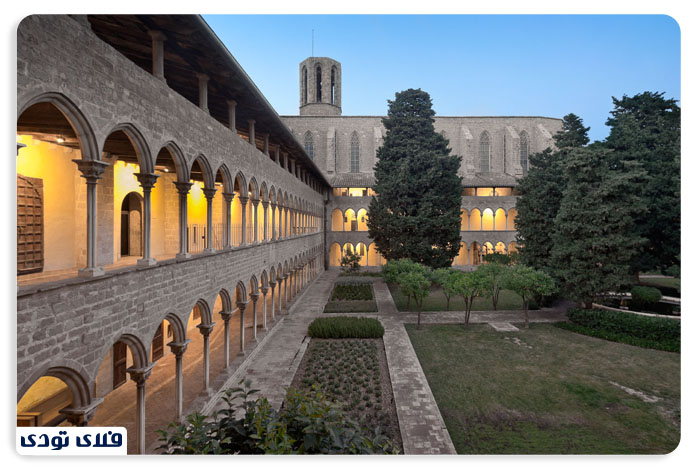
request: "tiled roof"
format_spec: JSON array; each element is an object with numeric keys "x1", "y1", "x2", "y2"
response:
[
  {"x1": 461, "y1": 173, "x2": 519, "y2": 187},
  {"x1": 330, "y1": 173, "x2": 376, "y2": 187}
]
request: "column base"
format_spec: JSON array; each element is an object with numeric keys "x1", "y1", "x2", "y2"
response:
[
  {"x1": 203, "y1": 248, "x2": 216, "y2": 254},
  {"x1": 137, "y1": 258, "x2": 157, "y2": 267},
  {"x1": 78, "y1": 267, "x2": 105, "y2": 278},
  {"x1": 176, "y1": 252, "x2": 191, "y2": 260}
]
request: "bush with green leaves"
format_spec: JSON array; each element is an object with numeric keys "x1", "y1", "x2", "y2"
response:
[
  {"x1": 382, "y1": 258, "x2": 429, "y2": 284},
  {"x1": 630, "y1": 286, "x2": 662, "y2": 309},
  {"x1": 502, "y1": 265, "x2": 557, "y2": 328},
  {"x1": 340, "y1": 251, "x2": 363, "y2": 274},
  {"x1": 157, "y1": 380, "x2": 398, "y2": 454},
  {"x1": 450, "y1": 269, "x2": 484, "y2": 327},
  {"x1": 398, "y1": 270, "x2": 431, "y2": 326},
  {"x1": 430, "y1": 268, "x2": 460, "y2": 311},
  {"x1": 556, "y1": 308, "x2": 680, "y2": 353},
  {"x1": 308, "y1": 316, "x2": 385, "y2": 338},
  {"x1": 481, "y1": 252, "x2": 513, "y2": 265},
  {"x1": 477, "y1": 263, "x2": 508, "y2": 310}
]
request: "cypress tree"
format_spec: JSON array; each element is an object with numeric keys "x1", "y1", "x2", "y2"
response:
[{"x1": 367, "y1": 89, "x2": 462, "y2": 269}]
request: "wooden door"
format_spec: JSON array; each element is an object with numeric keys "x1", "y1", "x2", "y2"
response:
[
  {"x1": 17, "y1": 175, "x2": 44, "y2": 275},
  {"x1": 112, "y1": 342, "x2": 127, "y2": 390},
  {"x1": 152, "y1": 323, "x2": 164, "y2": 361}
]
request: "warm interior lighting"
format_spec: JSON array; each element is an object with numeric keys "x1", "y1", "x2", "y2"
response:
[{"x1": 56, "y1": 136, "x2": 65, "y2": 144}]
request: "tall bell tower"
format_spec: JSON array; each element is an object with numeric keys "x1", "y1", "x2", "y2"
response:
[{"x1": 299, "y1": 57, "x2": 342, "y2": 116}]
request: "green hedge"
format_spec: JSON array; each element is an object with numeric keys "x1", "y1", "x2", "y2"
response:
[
  {"x1": 331, "y1": 284, "x2": 374, "y2": 301},
  {"x1": 308, "y1": 317, "x2": 384, "y2": 338},
  {"x1": 556, "y1": 308, "x2": 680, "y2": 352},
  {"x1": 324, "y1": 300, "x2": 378, "y2": 313}
]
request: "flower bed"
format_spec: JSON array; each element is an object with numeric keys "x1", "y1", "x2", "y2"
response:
[{"x1": 290, "y1": 336, "x2": 401, "y2": 452}]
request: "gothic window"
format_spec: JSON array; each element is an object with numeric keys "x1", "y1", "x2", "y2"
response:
[
  {"x1": 302, "y1": 66, "x2": 308, "y2": 105},
  {"x1": 304, "y1": 131, "x2": 314, "y2": 160},
  {"x1": 316, "y1": 65, "x2": 322, "y2": 102},
  {"x1": 520, "y1": 131, "x2": 529, "y2": 175},
  {"x1": 479, "y1": 131, "x2": 491, "y2": 172},
  {"x1": 350, "y1": 132, "x2": 360, "y2": 173},
  {"x1": 331, "y1": 67, "x2": 336, "y2": 105}
]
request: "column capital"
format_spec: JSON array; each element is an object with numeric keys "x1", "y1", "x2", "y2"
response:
[
  {"x1": 261, "y1": 286, "x2": 269, "y2": 295},
  {"x1": 173, "y1": 181, "x2": 193, "y2": 195},
  {"x1": 196, "y1": 72, "x2": 209, "y2": 83},
  {"x1": 220, "y1": 311, "x2": 234, "y2": 322},
  {"x1": 127, "y1": 364, "x2": 155, "y2": 386},
  {"x1": 270, "y1": 202, "x2": 278, "y2": 209},
  {"x1": 227, "y1": 99, "x2": 237, "y2": 107},
  {"x1": 238, "y1": 195, "x2": 249, "y2": 205},
  {"x1": 202, "y1": 187, "x2": 217, "y2": 200},
  {"x1": 249, "y1": 292, "x2": 260, "y2": 303},
  {"x1": 148, "y1": 30, "x2": 166, "y2": 41},
  {"x1": 134, "y1": 172, "x2": 160, "y2": 190},
  {"x1": 236, "y1": 300, "x2": 249, "y2": 311},
  {"x1": 60, "y1": 398, "x2": 104, "y2": 426},
  {"x1": 269, "y1": 281, "x2": 277, "y2": 288},
  {"x1": 72, "y1": 159, "x2": 109, "y2": 182},
  {"x1": 197, "y1": 322, "x2": 216, "y2": 336},
  {"x1": 248, "y1": 118, "x2": 256, "y2": 125},
  {"x1": 251, "y1": 198, "x2": 260, "y2": 207},
  {"x1": 222, "y1": 191, "x2": 235, "y2": 203},
  {"x1": 261, "y1": 200, "x2": 269, "y2": 209},
  {"x1": 167, "y1": 339, "x2": 191, "y2": 356}
]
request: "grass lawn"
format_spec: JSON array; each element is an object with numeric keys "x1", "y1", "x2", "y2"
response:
[
  {"x1": 406, "y1": 323, "x2": 680, "y2": 454},
  {"x1": 389, "y1": 283, "x2": 523, "y2": 311}
]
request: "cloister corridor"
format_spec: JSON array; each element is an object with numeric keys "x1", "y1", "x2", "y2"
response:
[{"x1": 89, "y1": 294, "x2": 276, "y2": 453}]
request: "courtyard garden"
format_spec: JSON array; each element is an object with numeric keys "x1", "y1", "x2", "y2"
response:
[
  {"x1": 406, "y1": 323, "x2": 680, "y2": 454},
  {"x1": 388, "y1": 283, "x2": 524, "y2": 312},
  {"x1": 324, "y1": 278, "x2": 378, "y2": 313},
  {"x1": 291, "y1": 316, "x2": 402, "y2": 451}
]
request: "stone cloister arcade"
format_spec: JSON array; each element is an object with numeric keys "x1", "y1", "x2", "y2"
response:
[{"x1": 17, "y1": 15, "x2": 327, "y2": 455}]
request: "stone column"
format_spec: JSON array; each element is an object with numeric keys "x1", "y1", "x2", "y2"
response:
[
  {"x1": 227, "y1": 99, "x2": 237, "y2": 132},
  {"x1": 239, "y1": 196, "x2": 248, "y2": 246},
  {"x1": 223, "y1": 192, "x2": 234, "y2": 249},
  {"x1": 220, "y1": 312, "x2": 233, "y2": 368},
  {"x1": 202, "y1": 187, "x2": 217, "y2": 253},
  {"x1": 127, "y1": 365, "x2": 154, "y2": 454},
  {"x1": 167, "y1": 340, "x2": 190, "y2": 421},
  {"x1": 197, "y1": 73, "x2": 209, "y2": 113},
  {"x1": 277, "y1": 277, "x2": 284, "y2": 312},
  {"x1": 148, "y1": 30, "x2": 166, "y2": 82},
  {"x1": 248, "y1": 119, "x2": 255, "y2": 147},
  {"x1": 275, "y1": 146, "x2": 281, "y2": 166},
  {"x1": 270, "y1": 203, "x2": 277, "y2": 240},
  {"x1": 261, "y1": 286, "x2": 269, "y2": 329},
  {"x1": 174, "y1": 181, "x2": 193, "y2": 259},
  {"x1": 262, "y1": 201, "x2": 269, "y2": 242},
  {"x1": 251, "y1": 199, "x2": 259, "y2": 244},
  {"x1": 249, "y1": 292, "x2": 259, "y2": 340},
  {"x1": 263, "y1": 133, "x2": 270, "y2": 155},
  {"x1": 197, "y1": 323, "x2": 215, "y2": 391},
  {"x1": 269, "y1": 281, "x2": 276, "y2": 320},
  {"x1": 135, "y1": 173, "x2": 160, "y2": 266},
  {"x1": 73, "y1": 159, "x2": 109, "y2": 277},
  {"x1": 60, "y1": 399, "x2": 103, "y2": 427},
  {"x1": 237, "y1": 301, "x2": 248, "y2": 354}
]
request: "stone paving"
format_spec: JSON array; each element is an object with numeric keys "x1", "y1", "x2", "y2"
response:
[{"x1": 489, "y1": 322, "x2": 520, "y2": 332}]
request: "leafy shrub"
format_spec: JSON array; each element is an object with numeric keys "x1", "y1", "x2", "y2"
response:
[
  {"x1": 340, "y1": 252, "x2": 363, "y2": 274},
  {"x1": 331, "y1": 284, "x2": 373, "y2": 301},
  {"x1": 324, "y1": 300, "x2": 378, "y2": 313},
  {"x1": 630, "y1": 286, "x2": 662, "y2": 308},
  {"x1": 641, "y1": 283, "x2": 679, "y2": 299},
  {"x1": 481, "y1": 252, "x2": 513, "y2": 265},
  {"x1": 557, "y1": 308, "x2": 680, "y2": 352},
  {"x1": 308, "y1": 317, "x2": 384, "y2": 338},
  {"x1": 158, "y1": 380, "x2": 397, "y2": 454},
  {"x1": 340, "y1": 271, "x2": 382, "y2": 278}
]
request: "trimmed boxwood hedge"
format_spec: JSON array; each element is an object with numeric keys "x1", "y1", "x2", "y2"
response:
[
  {"x1": 308, "y1": 317, "x2": 384, "y2": 338},
  {"x1": 555, "y1": 308, "x2": 680, "y2": 353}
]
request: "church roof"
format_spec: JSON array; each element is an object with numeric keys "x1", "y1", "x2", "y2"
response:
[{"x1": 461, "y1": 173, "x2": 519, "y2": 187}]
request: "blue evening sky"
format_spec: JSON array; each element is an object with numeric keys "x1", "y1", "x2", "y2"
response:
[{"x1": 202, "y1": 15, "x2": 680, "y2": 142}]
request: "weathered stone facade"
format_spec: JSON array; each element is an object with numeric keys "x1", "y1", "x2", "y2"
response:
[{"x1": 281, "y1": 57, "x2": 563, "y2": 267}]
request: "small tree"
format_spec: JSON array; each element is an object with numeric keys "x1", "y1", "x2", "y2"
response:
[
  {"x1": 384, "y1": 259, "x2": 430, "y2": 311},
  {"x1": 398, "y1": 271, "x2": 431, "y2": 327},
  {"x1": 481, "y1": 252, "x2": 512, "y2": 266},
  {"x1": 502, "y1": 265, "x2": 557, "y2": 329},
  {"x1": 477, "y1": 263, "x2": 507, "y2": 310},
  {"x1": 340, "y1": 251, "x2": 362, "y2": 274},
  {"x1": 451, "y1": 270, "x2": 484, "y2": 328},
  {"x1": 430, "y1": 268, "x2": 459, "y2": 311}
]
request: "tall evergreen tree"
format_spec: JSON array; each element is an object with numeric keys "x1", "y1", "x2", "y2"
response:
[
  {"x1": 604, "y1": 92, "x2": 680, "y2": 274},
  {"x1": 367, "y1": 89, "x2": 462, "y2": 269},
  {"x1": 515, "y1": 113, "x2": 590, "y2": 274},
  {"x1": 550, "y1": 146, "x2": 646, "y2": 307}
]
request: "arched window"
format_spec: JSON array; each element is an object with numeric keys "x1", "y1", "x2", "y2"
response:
[
  {"x1": 331, "y1": 67, "x2": 336, "y2": 105},
  {"x1": 519, "y1": 131, "x2": 529, "y2": 175},
  {"x1": 350, "y1": 132, "x2": 360, "y2": 173},
  {"x1": 302, "y1": 67, "x2": 308, "y2": 105},
  {"x1": 479, "y1": 131, "x2": 491, "y2": 172},
  {"x1": 304, "y1": 131, "x2": 314, "y2": 160},
  {"x1": 316, "y1": 65, "x2": 322, "y2": 102}
]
